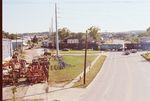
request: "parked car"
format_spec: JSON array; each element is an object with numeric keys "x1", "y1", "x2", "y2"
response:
[
  {"x1": 62, "y1": 48, "x2": 70, "y2": 51},
  {"x1": 123, "y1": 51, "x2": 130, "y2": 55},
  {"x1": 130, "y1": 49, "x2": 137, "y2": 53}
]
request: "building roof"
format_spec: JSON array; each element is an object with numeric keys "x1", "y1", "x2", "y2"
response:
[
  {"x1": 12, "y1": 40, "x2": 23, "y2": 42},
  {"x1": 140, "y1": 36, "x2": 150, "y2": 43},
  {"x1": 3, "y1": 38, "x2": 11, "y2": 41}
]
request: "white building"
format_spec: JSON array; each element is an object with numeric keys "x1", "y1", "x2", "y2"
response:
[
  {"x1": 12, "y1": 39, "x2": 24, "y2": 50},
  {"x1": 67, "y1": 39, "x2": 79, "y2": 44},
  {"x1": 2, "y1": 39, "x2": 13, "y2": 61}
]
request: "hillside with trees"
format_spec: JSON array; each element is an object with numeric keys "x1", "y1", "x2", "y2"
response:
[
  {"x1": 139, "y1": 27, "x2": 150, "y2": 37},
  {"x1": 3, "y1": 31, "x2": 17, "y2": 39},
  {"x1": 58, "y1": 26, "x2": 101, "y2": 42}
]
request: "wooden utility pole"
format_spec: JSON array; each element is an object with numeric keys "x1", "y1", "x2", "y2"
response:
[
  {"x1": 83, "y1": 30, "x2": 88, "y2": 84},
  {"x1": 55, "y1": 3, "x2": 59, "y2": 57}
]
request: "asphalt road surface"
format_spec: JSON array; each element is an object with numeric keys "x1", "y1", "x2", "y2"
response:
[{"x1": 78, "y1": 52, "x2": 150, "y2": 101}]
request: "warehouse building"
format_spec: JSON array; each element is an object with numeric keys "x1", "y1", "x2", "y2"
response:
[
  {"x1": 2, "y1": 39, "x2": 13, "y2": 61},
  {"x1": 140, "y1": 36, "x2": 150, "y2": 50}
]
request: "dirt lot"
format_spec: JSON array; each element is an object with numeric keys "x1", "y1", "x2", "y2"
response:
[{"x1": 24, "y1": 48, "x2": 45, "y2": 63}]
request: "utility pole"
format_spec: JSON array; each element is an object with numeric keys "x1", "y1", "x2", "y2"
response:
[
  {"x1": 16, "y1": 33, "x2": 18, "y2": 50},
  {"x1": 83, "y1": 30, "x2": 88, "y2": 84},
  {"x1": 55, "y1": 3, "x2": 59, "y2": 57},
  {"x1": 21, "y1": 34, "x2": 23, "y2": 53},
  {"x1": 50, "y1": 17, "x2": 55, "y2": 49}
]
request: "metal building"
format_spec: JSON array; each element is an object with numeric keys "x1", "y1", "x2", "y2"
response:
[
  {"x1": 140, "y1": 37, "x2": 150, "y2": 50},
  {"x1": 2, "y1": 39, "x2": 13, "y2": 61},
  {"x1": 12, "y1": 39, "x2": 23, "y2": 50}
]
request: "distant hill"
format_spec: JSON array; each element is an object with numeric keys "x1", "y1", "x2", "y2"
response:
[
  {"x1": 22, "y1": 32, "x2": 50, "y2": 36},
  {"x1": 127, "y1": 30, "x2": 145, "y2": 35}
]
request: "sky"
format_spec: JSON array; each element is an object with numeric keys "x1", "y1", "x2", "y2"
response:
[{"x1": 3, "y1": 0, "x2": 150, "y2": 33}]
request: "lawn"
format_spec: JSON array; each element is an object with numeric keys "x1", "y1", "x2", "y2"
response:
[
  {"x1": 50, "y1": 50, "x2": 100, "y2": 54},
  {"x1": 73, "y1": 55, "x2": 106, "y2": 88},
  {"x1": 48, "y1": 55, "x2": 97, "y2": 85},
  {"x1": 142, "y1": 52, "x2": 150, "y2": 61}
]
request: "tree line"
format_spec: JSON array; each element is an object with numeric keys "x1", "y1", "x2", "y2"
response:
[
  {"x1": 3, "y1": 31, "x2": 17, "y2": 39},
  {"x1": 57, "y1": 26, "x2": 101, "y2": 42},
  {"x1": 125, "y1": 27, "x2": 150, "y2": 43}
]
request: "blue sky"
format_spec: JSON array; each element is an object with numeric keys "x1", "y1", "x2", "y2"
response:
[{"x1": 3, "y1": 0, "x2": 150, "y2": 33}]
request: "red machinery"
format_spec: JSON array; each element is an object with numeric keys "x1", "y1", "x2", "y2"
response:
[
  {"x1": 3, "y1": 53, "x2": 50, "y2": 86},
  {"x1": 26, "y1": 58, "x2": 49, "y2": 84}
]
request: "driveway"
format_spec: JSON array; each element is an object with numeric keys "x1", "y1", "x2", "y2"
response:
[{"x1": 24, "y1": 48, "x2": 45, "y2": 63}]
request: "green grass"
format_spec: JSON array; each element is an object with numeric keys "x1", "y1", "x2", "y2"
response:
[
  {"x1": 4, "y1": 99, "x2": 43, "y2": 101},
  {"x1": 73, "y1": 55, "x2": 106, "y2": 88},
  {"x1": 56, "y1": 50, "x2": 100, "y2": 54},
  {"x1": 142, "y1": 52, "x2": 150, "y2": 61},
  {"x1": 48, "y1": 55, "x2": 97, "y2": 84}
]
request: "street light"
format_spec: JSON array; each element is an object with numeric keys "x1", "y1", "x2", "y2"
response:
[{"x1": 83, "y1": 30, "x2": 88, "y2": 85}]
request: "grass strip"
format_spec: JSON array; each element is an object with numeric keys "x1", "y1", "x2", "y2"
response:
[
  {"x1": 4, "y1": 99, "x2": 43, "y2": 101},
  {"x1": 73, "y1": 55, "x2": 106, "y2": 88},
  {"x1": 48, "y1": 55, "x2": 97, "y2": 84},
  {"x1": 51, "y1": 50, "x2": 100, "y2": 54},
  {"x1": 141, "y1": 52, "x2": 150, "y2": 61}
]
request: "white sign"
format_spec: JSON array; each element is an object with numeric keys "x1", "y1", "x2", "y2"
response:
[{"x1": 67, "y1": 39, "x2": 79, "y2": 44}]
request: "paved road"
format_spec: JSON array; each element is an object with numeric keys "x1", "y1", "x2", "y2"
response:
[{"x1": 78, "y1": 52, "x2": 150, "y2": 101}]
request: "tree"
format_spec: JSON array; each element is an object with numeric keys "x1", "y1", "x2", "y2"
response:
[
  {"x1": 139, "y1": 27, "x2": 150, "y2": 37},
  {"x1": 32, "y1": 35, "x2": 38, "y2": 44},
  {"x1": 76, "y1": 32, "x2": 85, "y2": 40},
  {"x1": 146, "y1": 27, "x2": 150, "y2": 35},
  {"x1": 146, "y1": 27, "x2": 150, "y2": 32},
  {"x1": 2, "y1": 31, "x2": 17, "y2": 39},
  {"x1": 2, "y1": 31, "x2": 9, "y2": 38},
  {"x1": 58, "y1": 27, "x2": 70, "y2": 40},
  {"x1": 9, "y1": 34, "x2": 17, "y2": 39},
  {"x1": 87, "y1": 26, "x2": 101, "y2": 41},
  {"x1": 125, "y1": 35, "x2": 139, "y2": 43}
]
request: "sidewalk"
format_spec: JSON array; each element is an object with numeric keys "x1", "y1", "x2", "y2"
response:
[
  {"x1": 23, "y1": 83, "x2": 84, "y2": 101},
  {"x1": 23, "y1": 53, "x2": 105, "y2": 101}
]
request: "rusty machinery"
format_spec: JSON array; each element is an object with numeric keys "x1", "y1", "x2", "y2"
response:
[
  {"x1": 3, "y1": 52, "x2": 50, "y2": 86},
  {"x1": 26, "y1": 57, "x2": 49, "y2": 84},
  {"x1": 3, "y1": 58, "x2": 27, "y2": 85}
]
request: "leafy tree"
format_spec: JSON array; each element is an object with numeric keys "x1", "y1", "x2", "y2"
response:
[
  {"x1": 27, "y1": 40, "x2": 32, "y2": 45},
  {"x1": 32, "y1": 35, "x2": 38, "y2": 43},
  {"x1": 139, "y1": 27, "x2": 150, "y2": 37},
  {"x1": 125, "y1": 35, "x2": 139, "y2": 43},
  {"x1": 58, "y1": 27, "x2": 70, "y2": 40},
  {"x1": 9, "y1": 34, "x2": 17, "y2": 39},
  {"x1": 3, "y1": 31, "x2": 9, "y2": 38},
  {"x1": 146, "y1": 27, "x2": 150, "y2": 35},
  {"x1": 146, "y1": 27, "x2": 150, "y2": 32},
  {"x1": 76, "y1": 32, "x2": 85, "y2": 40},
  {"x1": 87, "y1": 26, "x2": 101, "y2": 41},
  {"x1": 3, "y1": 31, "x2": 18, "y2": 39},
  {"x1": 70, "y1": 32, "x2": 76, "y2": 38}
]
